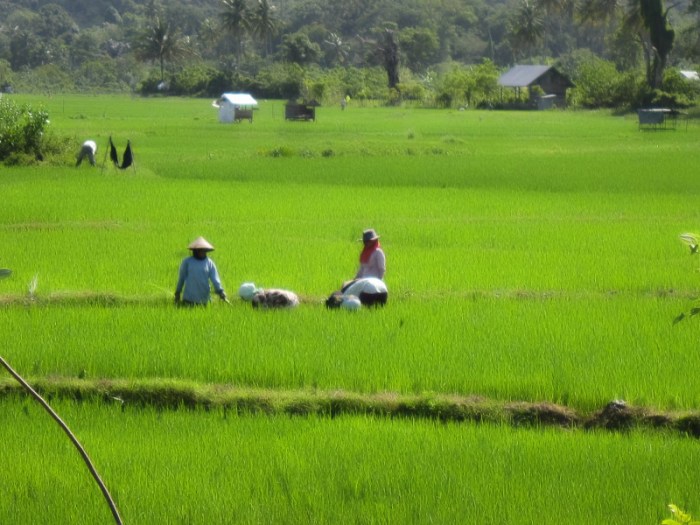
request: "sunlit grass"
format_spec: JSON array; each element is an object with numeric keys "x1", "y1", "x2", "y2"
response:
[
  {"x1": 1, "y1": 97, "x2": 700, "y2": 410},
  {"x1": 1, "y1": 398, "x2": 698, "y2": 524},
  {"x1": 2, "y1": 294, "x2": 699, "y2": 410}
]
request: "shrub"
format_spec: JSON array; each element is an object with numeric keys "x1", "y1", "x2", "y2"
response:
[
  {"x1": 651, "y1": 68, "x2": 700, "y2": 107},
  {"x1": 74, "y1": 60, "x2": 128, "y2": 93},
  {"x1": 571, "y1": 56, "x2": 622, "y2": 108},
  {"x1": 434, "y1": 60, "x2": 499, "y2": 109},
  {"x1": 396, "y1": 81, "x2": 427, "y2": 103},
  {"x1": 12, "y1": 64, "x2": 75, "y2": 94},
  {"x1": 643, "y1": 88, "x2": 692, "y2": 109},
  {"x1": 0, "y1": 98, "x2": 50, "y2": 163},
  {"x1": 255, "y1": 63, "x2": 305, "y2": 99},
  {"x1": 265, "y1": 146, "x2": 295, "y2": 157},
  {"x1": 170, "y1": 64, "x2": 221, "y2": 96}
]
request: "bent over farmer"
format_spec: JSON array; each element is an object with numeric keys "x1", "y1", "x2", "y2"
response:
[
  {"x1": 238, "y1": 282, "x2": 299, "y2": 309},
  {"x1": 76, "y1": 140, "x2": 97, "y2": 167},
  {"x1": 174, "y1": 236, "x2": 227, "y2": 306}
]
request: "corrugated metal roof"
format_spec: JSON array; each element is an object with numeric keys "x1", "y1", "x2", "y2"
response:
[
  {"x1": 498, "y1": 65, "x2": 553, "y2": 87},
  {"x1": 220, "y1": 93, "x2": 258, "y2": 106}
]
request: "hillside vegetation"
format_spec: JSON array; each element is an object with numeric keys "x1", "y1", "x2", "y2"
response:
[{"x1": 0, "y1": 0, "x2": 698, "y2": 109}]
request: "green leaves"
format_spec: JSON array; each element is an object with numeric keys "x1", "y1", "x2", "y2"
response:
[
  {"x1": 0, "y1": 98, "x2": 49, "y2": 162},
  {"x1": 662, "y1": 503, "x2": 700, "y2": 525},
  {"x1": 679, "y1": 233, "x2": 699, "y2": 255}
]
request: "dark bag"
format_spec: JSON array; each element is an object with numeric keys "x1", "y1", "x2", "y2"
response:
[{"x1": 325, "y1": 291, "x2": 344, "y2": 309}]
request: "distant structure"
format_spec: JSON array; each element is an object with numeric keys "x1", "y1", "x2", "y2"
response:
[
  {"x1": 212, "y1": 93, "x2": 258, "y2": 123},
  {"x1": 498, "y1": 65, "x2": 574, "y2": 109},
  {"x1": 284, "y1": 99, "x2": 318, "y2": 121},
  {"x1": 680, "y1": 70, "x2": 699, "y2": 82}
]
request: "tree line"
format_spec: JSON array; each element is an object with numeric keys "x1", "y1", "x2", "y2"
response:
[{"x1": 0, "y1": 0, "x2": 698, "y2": 109}]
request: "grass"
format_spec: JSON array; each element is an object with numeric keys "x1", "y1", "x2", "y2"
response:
[
  {"x1": 2, "y1": 398, "x2": 700, "y2": 524},
  {"x1": 6, "y1": 376, "x2": 700, "y2": 437},
  {"x1": 2, "y1": 94, "x2": 700, "y2": 522},
  {"x1": 2, "y1": 294, "x2": 700, "y2": 411},
  {"x1": 2, "y1": 97, "x2": 700, "y2": 408}
]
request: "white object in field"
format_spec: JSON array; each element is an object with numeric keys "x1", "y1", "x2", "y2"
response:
[
  {"x1": 213, "y1": 93, "x2": 258, "y2": 123},
  {"x1": 341, "y1": 295, "x2": 362, "y2": 310},
  {"x1": 239, "y1": 282, "x2": 259, "y2": 301}
]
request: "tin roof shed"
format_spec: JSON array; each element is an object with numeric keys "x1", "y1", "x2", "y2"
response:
[
  {"x1": 498, "y1": 65, "x2": 574, "y2": 108},
  {"x1": 212, "y1": 93, "x2": 258, "y2": 123},
  {"x1": 499, "y1": 65, "x2": 574, "y2": 89},
  {"x1": 218, "y1": 93, "x2": 258, "y2": 106}
]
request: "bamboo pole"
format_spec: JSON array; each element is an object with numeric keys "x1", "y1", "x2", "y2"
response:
[{"x1": 0, "y1": 356, "x2": 123, "y2": 525}]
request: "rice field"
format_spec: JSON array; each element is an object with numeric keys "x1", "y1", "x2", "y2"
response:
[
  {"x1": 2, "y1": 398, "x2": 699, "y2": 524},
  {"x1": 1, "y1": 94, "x2": 700, "y2": 523}
]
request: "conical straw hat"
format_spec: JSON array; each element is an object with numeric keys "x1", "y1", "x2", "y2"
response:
[{"x1": 188, "y1": 236, "x2": 215, "y2": 251}]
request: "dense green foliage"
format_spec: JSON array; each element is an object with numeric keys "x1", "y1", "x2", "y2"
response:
[
  {"x1": 0, "y1": 97, "x2": 49, "y2": 162},
  {"x1": 0, "y1": 0, "x2": 698, "y2": 108}
]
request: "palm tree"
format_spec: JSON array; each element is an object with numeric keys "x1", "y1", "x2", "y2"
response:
[
  {"x1": 323, "y1": 32, "x2": 349, "y2": 66},
  {"x1": 509, "y1": 0, "x2": 545, "y2": 60},
  {"x1": 197, "y1": 18, "x2": 222, "y2": 58},
  {"x1": 249, "y1": 0, "x2": 277, "y2": 56},
  {"x1": 133, "y1": 16, "x2": 193, "y2": 82},
  {"x1": 575, "y1": 0, "x2": 675, "y2": 90},
  {"x1": 358, "y1": 26, "x2": 400, "y2": 90},
  {"x1": 575, "y1": 0, "x2": 622, "y2": 24},
  {"x1": 639, "y1": 0, "x2": 675, "y2": 89},
  {"x1": 220, "y1": 0, "x2": 250, "y2": 62}
]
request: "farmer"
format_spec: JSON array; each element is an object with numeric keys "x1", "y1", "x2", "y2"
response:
[
  {"x1": 354, "y1": 228, "x2": 386, "y2": 280},
  {"x1": 239, "y1": 282, "x2": 299, "y2": 309},
  {"x1": 343, "y1": 277, "x2": 388, "y2": 307},
  {"x1": 174, "y1": 236, "x2": 227, "y2": 306},
  {"x1": 75, "y1": 140, "x2": 97, "y2": 166},
  {"x1": 339, "y1": 228, "x2": 386, "y2": 298},
  {"x1": 326, "y1": 277, "x2": 388, "y2": 309},
  {"x1": 342, "y1": 228, "x2": 386, "y2": 290}
]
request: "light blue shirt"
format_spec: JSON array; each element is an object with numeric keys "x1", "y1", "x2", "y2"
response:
[{"x1": 176, "y1": 256, "x2": 223, "y2": 304}]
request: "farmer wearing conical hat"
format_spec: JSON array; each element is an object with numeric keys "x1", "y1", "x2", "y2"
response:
[{"x1": 174, "y1": 236, "x2": 227, "y2": 306}]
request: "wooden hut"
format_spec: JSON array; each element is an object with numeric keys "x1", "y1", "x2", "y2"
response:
[
  {"x1": 498, "y1": 65, "x2": 574, "y2": 108},
  {"x1": 284, "y1": 100, "x2": 318, "y2": 121},
  {"x1": 212, "y1": 93, "x2": 258, "y2": 123}
]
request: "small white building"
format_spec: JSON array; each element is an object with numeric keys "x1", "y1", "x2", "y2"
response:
[
  {"x1": 212, "y1": 93, "x2": 258, "y2": 123},
  {"x1": 680, "y1": 70, "x2": 699, "y2": 82}
]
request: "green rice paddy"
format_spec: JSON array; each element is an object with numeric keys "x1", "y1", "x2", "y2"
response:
[
  {"x1": 1, "y1": 95, "x2": 699, "y2": 523},
  {"x1": 2, "y1": 399, "x2": 699, "y2": 524}
]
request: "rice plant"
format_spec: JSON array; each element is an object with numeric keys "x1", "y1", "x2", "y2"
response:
[{"x1": 0, "y1": 399, "x2": 698, "y2": 524}]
